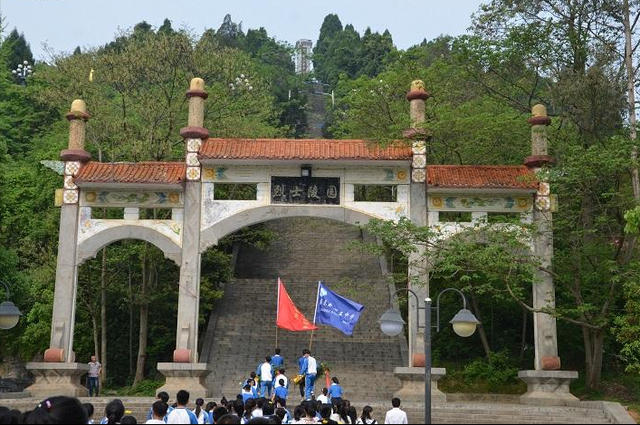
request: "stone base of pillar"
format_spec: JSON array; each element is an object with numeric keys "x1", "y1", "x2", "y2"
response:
[
  {"x1": 518, "y1": 370, "x2": 579, "y2": 406},
  {"x1": 25, "y1": 363, "x2": 90, "y2": 399},
  {"x1": 394, "y1": 367, "x2": 447, "y2": 403},
  {"x1": 157, "y1": 363, "x2": 212, "y2": 399}
]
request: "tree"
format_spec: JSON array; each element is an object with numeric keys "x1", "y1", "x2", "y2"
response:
[
  {"x1": 313, "y1": 14, "x2": 343, "y2": 80},
  {"x1": 158, "y1": 19, "x2": 174, "y2": 35},
  {"x1": 357, "y1": 28, "x2": 395, "y2": 78},
  {"x1": 216, "y1": 14, "x2": 244, "y2": 49},
  {"x1": 2, "y1": 28, "x2": 34, "y2": 70},
  {"x1": 468, "y1": 0, "x2": 634, "y2": 390}
]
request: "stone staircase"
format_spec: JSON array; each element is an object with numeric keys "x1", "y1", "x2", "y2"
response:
[{"x1": 201, "y1": 217, "x2": 405, "y2": 402}]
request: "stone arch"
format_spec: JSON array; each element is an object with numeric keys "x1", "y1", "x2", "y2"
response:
[
  {"x1": 200, "y1": 205, "x2": 379, "y2": 251},
  {"x1": 77, "y1": 225, "x2": 182, "y2": 266}
]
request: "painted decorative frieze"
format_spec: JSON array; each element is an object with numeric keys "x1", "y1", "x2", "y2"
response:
[
  {"x1": 429, "y1": 195, "x2": 533, "y2": 212},
  {"x1": 81, "y1": 191, "x2": 183, "y2": 208}
]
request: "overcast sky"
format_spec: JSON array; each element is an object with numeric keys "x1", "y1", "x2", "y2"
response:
[{"x1": 1, "y1": 0, "x2": 485, "y2": 60}]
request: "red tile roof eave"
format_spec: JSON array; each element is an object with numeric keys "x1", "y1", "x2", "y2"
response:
[
  {"x1": 199, "y1": 138, "x2": 412, "y2": 161},
  {"x1": 75, "y1": 162, "x2": 186, "y2": 186},
  {"x1": 426, "y1": 165, "x2": 539, "y2": 191}
]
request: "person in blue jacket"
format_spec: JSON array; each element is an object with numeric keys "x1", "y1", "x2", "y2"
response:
[
  {"x1": 328, "y1": 377, "x2": 344, "y2": 404},
  {"x1": 271, "y1": 348, "x2": 285, "y2": 368}
]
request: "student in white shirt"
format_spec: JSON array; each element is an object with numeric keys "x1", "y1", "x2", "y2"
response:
[
  {"x1": 192, "y1": 398, "x2": 210, "y2": 424},
  {"x1": 274, "y1": 368, "x2": 288, "y2": 389},
  {"x1": 316, "y1": 387, "x2": 330, "y2": 404},
  {"x1": 384, "y1": 398, "x2": 408, "y2": 424},
  {"x1": 166, "y1": 390, "x2": 199, "y2": 424},
  {"x1": 259, "y1": 356, "x2": 274, "y2": 398}
]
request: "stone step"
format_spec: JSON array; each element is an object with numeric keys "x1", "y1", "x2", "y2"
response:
[{"x1": 201, "y1": 217, "x2": 404, "y2": 402}]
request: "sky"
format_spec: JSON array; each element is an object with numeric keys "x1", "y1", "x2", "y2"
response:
[{"x1": 1, "y1": 0, "x2": 485, "y2": 61}]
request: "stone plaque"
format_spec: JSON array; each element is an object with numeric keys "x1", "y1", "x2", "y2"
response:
[{"x1": 271, "y1": 177, "x2": 340, "y2": 205}]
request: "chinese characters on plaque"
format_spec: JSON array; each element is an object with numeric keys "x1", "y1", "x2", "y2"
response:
[{"x1": 271, "y1": 177, "x2": 341, "y2": 205}]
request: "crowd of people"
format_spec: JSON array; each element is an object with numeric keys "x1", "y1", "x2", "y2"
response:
[{"x1": 0, "y1": 348, "x2": 410, "y2": 424}]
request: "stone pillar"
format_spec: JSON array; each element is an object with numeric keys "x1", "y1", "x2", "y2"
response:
[
  {"x1": 27, "y1": 100, "x2": 92, "y2": 397},
  {"x1": 525, "y1": 105, "x2": 560, "y2": 371},
  {"x1": 406, "y1": 80, "x2": 430, "y2": 367},
  {"x1": 157, "y1": 78, "x2": 211, "y2": 397},
  {"x1": 520, "y1": 105, "x2": 578, "y2": 404}
]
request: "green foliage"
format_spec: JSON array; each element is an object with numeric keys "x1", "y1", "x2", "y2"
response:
[
  {"x1": 1, "y1": 28, "x2": 34, "y2": 70},
  {"x1": 103, "y1": 379, "x2": 165, "y2": 397},
  {"x1": 613, "y1": 279, "x2": 640, "y2": 373},
  {"x1": 313, "y1": 14, "x2": 396, "y2": 88},
  {"x1": 462, "y1": 350, "x2": 520, "y2": 390}
]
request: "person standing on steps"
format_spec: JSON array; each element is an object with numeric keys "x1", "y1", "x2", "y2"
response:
[
  {"x1": 272, "y1": 348, "x2": 285, "y2": 369},
  {"x1": 274, "y1": 368, "x2": 288, "y2": 390},
  {"x1": 259, "y1": 356, "x2": 274, "y2": 398},
  {"x1": 87, "y1": 355, "x2": 102, "y2": 397},
  {"x1": 297, "y1": 350, "x2": 307, "y2": 400},
  {"x1": 328, "y1": 377, "x2": 343, "y2": 404},
  {"x1": 384, "y1": 398, "x2": 407, "y2": 425},
  {"x1": 300, "y1": 349, "x2": 318, "y2": 401}
]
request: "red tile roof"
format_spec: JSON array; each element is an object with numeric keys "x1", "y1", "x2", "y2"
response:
[
  {"x1": 199, "y1": 138, "x2": 412, "y2": 161},
  {"x1": 75, "y1": 162, "x2": 186, "y2": 186},
  {"x1": 427, "y1": 165, "x2": 538, "y2": 190}
]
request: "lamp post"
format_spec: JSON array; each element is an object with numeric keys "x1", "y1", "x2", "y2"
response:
[
  {"x1": 378, "y1": 288, "x2": 480, "y2": 424},
  {"x1": 12, "y1": 60, "x2": 33, "y2": 85},
  {"x1": 0, "y1": 281, "x2": 23, "y2": 330}
]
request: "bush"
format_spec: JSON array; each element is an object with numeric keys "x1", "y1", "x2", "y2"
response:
[{"x1": 462, "y1": 350, "x2": 519, "y2": 391}]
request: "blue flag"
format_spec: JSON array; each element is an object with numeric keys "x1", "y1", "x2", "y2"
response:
[{"x1": 314, "y1": 282, "x2": 364, "y2": 336}]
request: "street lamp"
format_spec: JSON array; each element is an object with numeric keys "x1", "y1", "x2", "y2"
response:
[
  {"x1": 12, "y1": 60, "x2": 33, "y2": 85},
  {"x1": 0, "y1": 281, "x2": 23, "y2": 330},
  {"x1": 378, "y1": 287, "x2": 480, "y2": 424}
]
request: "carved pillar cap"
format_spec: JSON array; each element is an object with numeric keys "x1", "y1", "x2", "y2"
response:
[
  {"x1": 529, "y1": 104, "x2": 551, "y2": 126},
  {"x1": 66, "y1": 99, "x2": 90, "y2": 121},
  {"x1": 180, "y1": 126, "x2": 209, "y2": 140},
  {"x1": 60, "y1": 149, "x2": 92, "y2": 162},
  {"x1": 190, "y1": 77, "x2": 205, "y2": 91},
  {"x1": 406, "y1": 89, "x2": 430, "y2": 102},
  {"x1": 186, "y1": 89, "x2": 209, "y2": 99},
  {"x1": 407, "y1": 79, "x2": 430, "y2": 101},
  {"x1": 524, "y1": 155, "x2": 555, "y2": 168}
]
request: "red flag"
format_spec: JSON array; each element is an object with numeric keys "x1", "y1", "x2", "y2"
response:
[{"x1": 277, "y1": 278, "x2": 318, "y2": 332}]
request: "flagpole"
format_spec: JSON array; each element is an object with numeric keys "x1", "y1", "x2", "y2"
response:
[
  {"x1": 309, "y1": 281, "x2": 322, "y2": 351},
  {"x1": 276, "y1": 278, "x2": 281, "y2": 349}
]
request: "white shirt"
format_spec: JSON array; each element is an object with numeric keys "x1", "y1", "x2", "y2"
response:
[
  {"x1": 275, "y1": 374, "x2": 288, "y2": 388},
  {"x1": 252, "y1": 408, "x2": 264, "y2": 418},
  {"x1": 307, "y1": 356, "x2": 318, "y2": 374},
  {"x1": 145, "y1": 421, "x2": 165, "y2": 424},
  {"x1": 260, "y1": 362, "x2": 273, "y2": 381},
  {"x1": 317, "y1": 394, "x2": 329, "y2": 404},
  {"x1": 384, "y1": 408, "x2": 408, "y2": 424},
  {"x1": 193, "y1": 409, "x2": 208, "y2": 424},
  {"x1": 167, "y1": 407, "x2": 198, "y2": 424}
]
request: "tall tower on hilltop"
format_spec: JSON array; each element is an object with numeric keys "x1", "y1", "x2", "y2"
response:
[{"x1": 295, "y1": 39, "x2": 313, "y2": 74}]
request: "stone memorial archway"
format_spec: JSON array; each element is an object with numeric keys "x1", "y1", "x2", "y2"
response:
[{"x1": 26, "y1": 78, "x2": 575, "y2": 404}]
